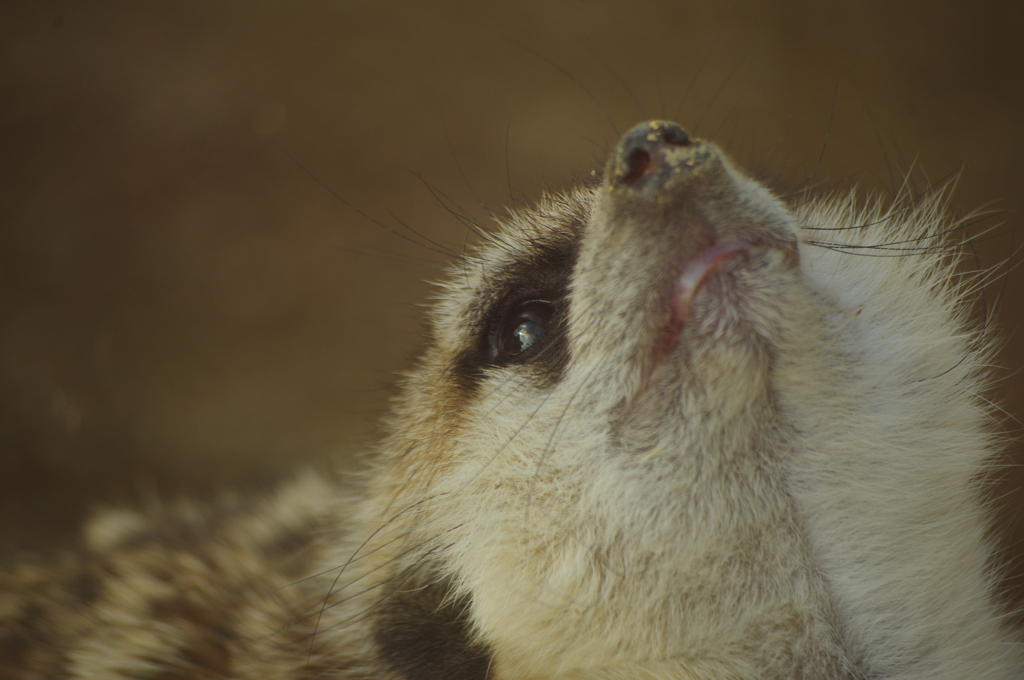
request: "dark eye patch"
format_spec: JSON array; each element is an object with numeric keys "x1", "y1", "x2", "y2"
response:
[{"x1": 449, "y1": 234, "x2": 579, "y2": 394}]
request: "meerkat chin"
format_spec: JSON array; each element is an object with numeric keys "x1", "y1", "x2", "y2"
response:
[{"x1": 1, "y1": 121, "x2": 1020, "y2": 680}]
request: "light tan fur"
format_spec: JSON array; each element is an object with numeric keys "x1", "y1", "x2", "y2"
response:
[{"x1": 1, "y1": 121, "x2": 1019, "y2": 679}]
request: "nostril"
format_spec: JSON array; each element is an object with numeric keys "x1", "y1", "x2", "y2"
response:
[
  {"x1": 623, "y1": 149, "x2": 652, "y2": 185},
  {"x1": 613, "y1": 121, "x2": 696, "y2": 189}
]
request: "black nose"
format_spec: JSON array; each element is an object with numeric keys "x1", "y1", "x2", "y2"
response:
[
  {"x1": 617, "y1": 121, "x2": 691, "y2": 186},
  {"x1": 621, "y1": 121, "x2": 691, "y2": 150}
]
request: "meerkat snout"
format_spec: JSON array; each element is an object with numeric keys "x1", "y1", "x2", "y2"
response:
[{"x1": 577, "y1": 121, "x2": 800, "y2": 410}]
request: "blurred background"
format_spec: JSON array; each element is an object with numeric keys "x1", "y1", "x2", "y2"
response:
[{"x1": 2, "y1": 0, "x2": 1023, "y2": 610}]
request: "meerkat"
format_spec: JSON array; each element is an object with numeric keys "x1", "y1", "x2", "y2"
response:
[{"x1": 0, "y1": 120, "x2": 1020, "y2": 679}]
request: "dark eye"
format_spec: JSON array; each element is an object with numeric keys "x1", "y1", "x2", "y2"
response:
[{"x1": 497, "y1": 300, "x2": 554, "y2": 359}]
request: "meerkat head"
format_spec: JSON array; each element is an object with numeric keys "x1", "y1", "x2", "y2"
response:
[{"x1": 351, "y1": 122, "x2": 1016, "y2": 680}]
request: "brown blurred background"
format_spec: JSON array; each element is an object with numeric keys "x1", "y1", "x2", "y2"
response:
[{"x1": 2, "y1": 0, "x2": 1023, "y2": 608}]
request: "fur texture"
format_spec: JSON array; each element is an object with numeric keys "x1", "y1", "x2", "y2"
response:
[{"x1": 1, "y1": 121, "x2": 1019, "y2": 679}]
